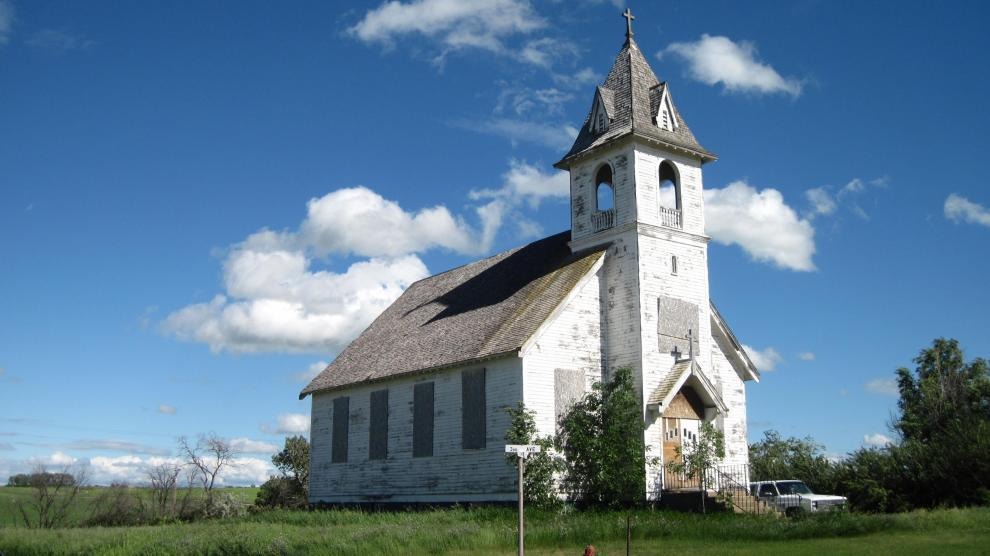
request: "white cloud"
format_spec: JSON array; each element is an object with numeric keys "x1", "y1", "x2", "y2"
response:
[
  {"x1": 661, "y1": 34, "x2": 802, "y2": 97},
  {"x1": 262, "y1": 413, "x2": 310, "y2": 435},
  {"x1": 49, "y1": 451, "x2": 76, "y2": 466},
  {"x1": 804, "y1": 177, "x2": 888, "y2": 220},
  {"x1": 863, "y1": 433, "x2": 893, "y2": 448},
  {"x1": 86, "y1": 454, "x2": 272, "y2": 486},
  {"x1": 743, "y1": 344, "x2": 782, "y2": 371},
  {"x1": 295, "y1": 361, "x2": 328, "y2": 383},
  {"x1": 456, "y1": 118, "x2": 578, "y2": 150},
  {"x1": 805, "y1": 187, "x2": 836, "y2": 218},
  {"x1": 838, "y1": 177, "x2": 888, "y2": 220},
  {"x1": 798, "y1": 352, "x2": 815, "y2": 361},
  {"x1": 87, "y1": 455, "x2": 154, "y2": 484},
  {"x1": 0, "y1": 0, "x2": 14, "y2": 45},
  {"x1": 158, "y1": 404, "x2": 177, "y2": 415},
  {"x1": 516, "y1": 37, "x2": 579, "y2": 69},
  {"x1": 705, "y1": 181, "x2": 816, "y2": 271},
  {"x1": 865, "y1": 377, "x2": 899, "y2": 397},
  {"x1": 350, "y1": 0, "x2": 546, "y2": 63},
  {"x1": 301, "y1": 187, "x2": 499, "y2": 258},
  {"x1": 469, "y1": 159, "x2": 569, "y2": 209},
  {"x1": 64, "y1": 440, "x2": 169, "y2": 456},
  {"x1": 495, "y1": 82, "x2": 574, "y2": 117},
  {"x1": 945, "y1": 193, "x2": 990, "y2": 228},
  {"x1": 229, "y1": 437, "x2": 279, "y2": 454},
  {"x1": 552, "y1": 67, "x2": 600, "y2": 90},
  {"x1": 163, "y1": 187, "x2": 504, "y2": 353}
]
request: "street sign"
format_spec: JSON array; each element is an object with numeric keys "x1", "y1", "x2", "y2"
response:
[
  {"x1": 505, "y1": 444, "x2": 542, "y2": 458},
  {"x1": 505, "y1": 444, "x2": 542, "y2": 556}
]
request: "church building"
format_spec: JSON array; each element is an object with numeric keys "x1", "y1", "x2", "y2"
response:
[{"x1": 301, "y1": 13, "x2": 760, "y2": 505}]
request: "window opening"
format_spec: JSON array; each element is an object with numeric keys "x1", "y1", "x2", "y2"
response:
[
  {"x1": 658, "y1": 161, "x2": 680, "y2": 211},
  {"x1": 595, "y1": 165, "x2": 614, "y2": 211}
]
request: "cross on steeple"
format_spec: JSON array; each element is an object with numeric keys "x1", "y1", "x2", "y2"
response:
[{"x1": 623, "y1": 8, "x2": 635, "y2": 41}]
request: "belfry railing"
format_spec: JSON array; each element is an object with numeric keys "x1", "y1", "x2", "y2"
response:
[
  {"x1": 659, "y1": 206, "x2": 682, "y2": 229},
  {"x1": 591, "y1": 208, "x2": 615, "y2": 232}
]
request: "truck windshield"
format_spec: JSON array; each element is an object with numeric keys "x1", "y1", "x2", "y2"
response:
[{"x1": 776, "y1": 481, "x2": 813, "y2": 495}]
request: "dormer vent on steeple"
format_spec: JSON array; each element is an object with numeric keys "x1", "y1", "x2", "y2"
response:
[
  {"x1": 653, "y1": 83, "x2": 679, "y2": 132},
  {"x1": 588, "y1": 86, "x2": 614, "y2": 135}
]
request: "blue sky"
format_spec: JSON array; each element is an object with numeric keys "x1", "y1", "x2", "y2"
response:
[{"x1": 2, "y1": 0, "x2": 989, "y2": 484}]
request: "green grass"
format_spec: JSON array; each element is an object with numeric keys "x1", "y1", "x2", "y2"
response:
[
  {"x1": 0, "y1": 503, "x2": 988, "y2": 555},
  {"x1": 0, "y1": 486, "x2": 258, "y2": 528}
]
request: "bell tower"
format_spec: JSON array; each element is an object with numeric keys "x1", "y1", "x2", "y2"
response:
[{"x1": 554, "y1": 10, "x2": 726, "y2": 498}]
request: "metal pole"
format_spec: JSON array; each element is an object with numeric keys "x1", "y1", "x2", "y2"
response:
[
  {"x1": 626, "y1": 512, "x2": 631, "y2": 556},
  {"x1": 518, "y1": 457, "x2": 525, "y2": 556}
]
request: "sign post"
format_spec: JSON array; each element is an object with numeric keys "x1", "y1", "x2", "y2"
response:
[{"x1": 505, "y1": 444, "x2": 541, "y2": 556}]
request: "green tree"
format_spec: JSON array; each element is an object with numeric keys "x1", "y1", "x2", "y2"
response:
[
  {"x1": 895, "y1": 338, "x2": 990, "y2": 443},
  {"x1": 666, "y1": 421, "x2": 724, "y2": 513},
  {"x1": 832, "y1": 447, "x2": 907, "y2": 513},
  {"x1": 833, "y1": 339, "x2": 990, "y2": 512},
  {"x1": 504, "y1": 403, "x2": 564, "y2": 510},
  {"x1": 892, "y1": 338, "x2": 990, "y2": 508},
  {"x1": 256, "y1": 436, "x2": 310, "y2": 509},
  {"x1": 272, "y1": 435, "x2": 310, "y2": 499},
  {"x1": 558, "y1": 367, "x2": 647, "y2": 507},
  {"x1": 749, "y1": 430, "x2": 836, "y2": 494}
]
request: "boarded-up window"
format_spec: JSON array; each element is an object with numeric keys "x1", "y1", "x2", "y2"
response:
[
  {"x1": 369, "y1": 389, "x2": 388, "y2": 460},
  {"x1": 657, "y1": 295, "x2": 699, "y2": 357},
  {"x1": 461, "y1": 368, "x2": 486, "y2": 449},
  {"x1": 413, "y1": 382, "x2": 434, "y2": 458},
  {"x1": 555, "y1": 368, "x2": 585, "y2": 427},
  {"x1": 331, "y1": 396, "x2": 349, "y2": 464}
]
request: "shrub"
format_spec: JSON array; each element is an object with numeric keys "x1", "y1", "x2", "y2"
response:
[
  {"x1": 749, "y1": 430, "x2": 837, "y2": 494},
  {"x1": 205, "y1": 492, "x2": 247, "y2": 519},
  {"x1": 255, "y1": 436, "x2": 311, "y2": 509},
  {"x1": 255, "y1": 476, "x2": 307, "y2": 509},
  {"x1": 504, "y1": 403, "x2": 564, "y2": 510},
  {"x1": 558, "y1": 367, "x2": 647, "y2": 507},
  {"x1": 832, "y1": 448, "x2": 906, "y2": 513},
  {"x1": 85, "y1": 483, "x2": 150, "y2": 527}
]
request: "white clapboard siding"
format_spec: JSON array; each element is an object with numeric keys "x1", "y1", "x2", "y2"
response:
[
  {"x1": 521, "y1": 264, "x2": 604, "y2": 438},
  {"x1": 309, "y1": 356, "x2": 522, "y2": 504}
]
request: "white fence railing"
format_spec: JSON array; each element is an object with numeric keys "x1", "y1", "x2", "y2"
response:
[
  {"x1": 659, "y1": 206, "x2": 682, "y2": 229},
  {"x1": 592, "y1": 208, "x2": 615, "y2": 232}
]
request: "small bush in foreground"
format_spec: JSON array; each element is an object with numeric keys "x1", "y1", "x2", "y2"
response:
[
  {"x1": 504, "y1": 403, "x2": 564, "y2": 510},
  {"x1": 559, "y1": 367, "x2": 647, "y2": 508}
]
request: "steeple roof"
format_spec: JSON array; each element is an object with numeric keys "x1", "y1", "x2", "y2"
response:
[{"x1": 555, "y1": 34, "x2": 715, "y2": 169}]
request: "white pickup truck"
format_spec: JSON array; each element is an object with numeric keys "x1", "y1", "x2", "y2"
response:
[{"x1": 749, "y1": 480, "x2": 847, "y2": 516}]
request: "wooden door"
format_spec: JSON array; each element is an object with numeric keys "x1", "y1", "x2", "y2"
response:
[{"x1": 663, "y1": 417, "x2": 701, "y2": 490}]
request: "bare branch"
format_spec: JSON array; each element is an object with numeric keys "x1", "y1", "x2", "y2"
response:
[{"x1": 178, "y1": 433, "x2": 240, "y2": 507}]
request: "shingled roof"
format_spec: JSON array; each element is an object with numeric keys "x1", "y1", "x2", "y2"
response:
[
  {"x1": 300, "y1": 232, "x2": 606, "y2": 398},
  {"x1": 555, "y1": 36, "x2": 715, "y2": 169}
]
